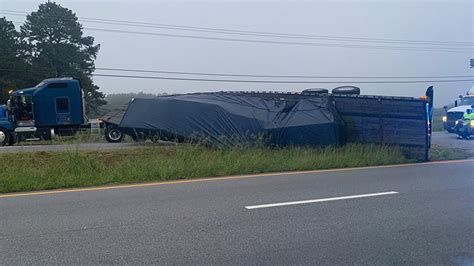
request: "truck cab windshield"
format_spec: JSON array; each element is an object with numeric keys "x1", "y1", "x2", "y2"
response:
[
  {"x1": 460, "y1": 97, "x2": 474, "y2": 106},
  {"x1": 11, "y1": 95, "x2": 34, "y2": 122}
]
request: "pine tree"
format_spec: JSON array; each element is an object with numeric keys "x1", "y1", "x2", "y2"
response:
[
  {"x1": 21, "y1": 2, "x2": 106, "y2": 115},
  {"x1": 0, "y1": 17, "x2": 29, "y2": 103}
]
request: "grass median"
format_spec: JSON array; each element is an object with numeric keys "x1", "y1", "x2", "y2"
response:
[{"x1": 0, "y1": 144, "x2": 412, "y2": 193}]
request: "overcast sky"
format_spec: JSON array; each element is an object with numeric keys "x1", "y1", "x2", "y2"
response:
[{"x1": 1, "y1": 0, "x2": 473, "y2": 106}]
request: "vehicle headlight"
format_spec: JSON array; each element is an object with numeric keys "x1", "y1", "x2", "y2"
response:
[{"x1": 442, "y1": 116, "x2": 447, "y2": 122}]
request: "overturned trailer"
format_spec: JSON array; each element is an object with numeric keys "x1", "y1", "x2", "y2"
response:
[
  {"x1": 103, "y1": 93, "x2": 346, "y2": 147},
  {"x1": 102, "y1": 87, "x2": 433, "y2": 160}
]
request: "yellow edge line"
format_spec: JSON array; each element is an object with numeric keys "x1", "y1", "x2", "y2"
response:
[{"x1": 1, "y1": 159, "x2": 473, "y2": 199}]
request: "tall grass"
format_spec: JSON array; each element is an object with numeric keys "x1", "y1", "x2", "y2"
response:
[
  {"x1": 429, "y1": 144, "x2": 472, "y2": 161},
  {"x1": 0, "y1": 144, "x2": 408, "y2": 193}
]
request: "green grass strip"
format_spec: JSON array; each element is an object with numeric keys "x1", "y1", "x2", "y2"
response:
[{"x1": 0, "y1": 143, "x2": 413, "y2": 193}]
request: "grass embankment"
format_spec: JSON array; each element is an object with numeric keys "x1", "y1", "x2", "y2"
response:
[
  {"x1": 429, "y1": 144, "x2": 472, "y2": 161},
  {"x1": 0, "y1": 144, "x2": 409, "y2": 193}
]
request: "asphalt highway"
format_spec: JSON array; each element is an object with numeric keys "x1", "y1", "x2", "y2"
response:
[{"x1": 1, "y1": 160, "x2": 473, "y2": 264}]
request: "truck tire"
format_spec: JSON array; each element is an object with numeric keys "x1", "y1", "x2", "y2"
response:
[
  {"x1": 0, "y1": 128, "x2": 10, "y2": 146},
  {"x1": 332, "y1": 86, "x2": 361, "y2": 95},
  {"x1": 39, "y1": 128, "x2": 54, "y2": 141},
  {"x1": 105, "y1": 127, "x2": 124, "y2": 143},
  {"x1": 302, "y1": 88, "x2": 329, "y2": 95}
]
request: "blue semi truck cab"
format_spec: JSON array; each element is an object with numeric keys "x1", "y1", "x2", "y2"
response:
[{"x1": 0, "y1": 78, "x2": 86, "y2": 146}]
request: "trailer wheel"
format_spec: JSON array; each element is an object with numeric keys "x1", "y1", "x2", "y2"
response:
[
  {"x1": 105, "y1": 127, "x2": 124, "y2": 143},
  {"x1": 0, "y1": 128, "x2": 10, "y2": 146},
  {"x1": 332, "y1": 86, "x2": 361, "y2": 95},
  {"x1": 302, "y1": 88, "x2": 329, "y2": 95}
]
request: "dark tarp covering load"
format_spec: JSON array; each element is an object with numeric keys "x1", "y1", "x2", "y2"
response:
[{"x1": 114, "y1": 93, "x2": 346, "y2": 147}]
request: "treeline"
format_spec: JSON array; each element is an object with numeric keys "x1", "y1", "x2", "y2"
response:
[
  {"x1": 0, "y1": 2, "x2": 105, "y2": 115},
  {"x1": 103, "y1": 92, "x2": 163, "y2": 112}
]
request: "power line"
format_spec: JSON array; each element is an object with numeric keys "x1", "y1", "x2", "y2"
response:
[
  {"x1": 84, "y1": 27, "x2": 471, "y2": 53},
  {"x1": 92, "y1": 73, "x2": 474, "y2": 84},
  {"x1": 83, "y1": 20, "x2": 472, "y2": 47},
  {"x1": 95, "y1": 67, "x2": 474, "y2": 79},
  {"x1": 2, "y1": 9, "x2": 472, "y2": 46},
  {"x1": 10, "y1": 16, "x2": 464, "y2": 52},
  {"x1": 2, "y1": 65, "x2": 473, "y2": 83},
  {"x1": 4, "y1": 14, "x2": 471, "y2": 53},
  {"x1": 2, "y1": 10, "x2": 472, "y2": 48},
  {"x1": 2, "y1": 10, "x2": 473, "y2": 49},
  {"x1": 2, "y1": 67, "x2": 472, "y2": 81}
]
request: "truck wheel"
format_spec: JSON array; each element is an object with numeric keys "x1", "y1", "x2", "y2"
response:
[
  {"x1": 302, "y1": 88, "x2": 329, "y2": 95},
  {"x1": 40, "y1": 128, "x2": 54, "y2": 141},
  {"x1": 332, "y1": 86, "x2": 361, "y2": 95},
  {"x1": 105, "y1": 127, "x2": 124, "y2": 143},
  {"x1": 0, "y1": 129, "x2": 10, "y2": 146}
]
